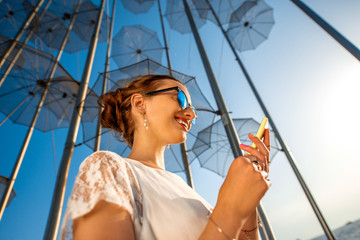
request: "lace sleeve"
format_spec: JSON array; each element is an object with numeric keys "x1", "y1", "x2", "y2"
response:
[{"x1": 60, "y1": 151, "x2": 141, "y2": 239}]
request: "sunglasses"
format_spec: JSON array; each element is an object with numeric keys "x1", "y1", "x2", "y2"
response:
[{"x1": 145, "y1": 87, "x2": 197, "y2": 125}]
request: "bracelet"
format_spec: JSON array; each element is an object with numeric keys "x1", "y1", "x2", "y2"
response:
[
  {"x1": 241, "y1": 217, "x2": 263, "y2": 239},
  {"x1": 208, "y1": 209, "x2": 236, "y2": 240}
]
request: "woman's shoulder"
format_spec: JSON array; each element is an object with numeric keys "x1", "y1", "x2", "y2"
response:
[
  {"x1": 76, "y1": 151, "x2": 136, "y2": 180},
  {"x1": 80, "y1": 150, "x2": 126, "y2": 168}
]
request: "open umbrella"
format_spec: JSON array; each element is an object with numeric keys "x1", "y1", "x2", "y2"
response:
[
  {"x1": 28, "y1": 0, "x2": 109, "y2": 54},
  {"x1": 111, "y1": 24, "x2": 164, "y2": 68},
  {"x1": 29, "y1": 7, "x2": 88, "y2": 54},
  {"x1": 0, "y1": 42, "x2": 98, "y2": 220},
  {"x1": 227, "y1": 0, "x2": 274, "y2": 51},
  {"x1": 164, "y1": 0, "x2": 207, "y2": 34},
  {"x1": 120, "y1": 0, "x2": 155, "y2": 14},
  {"x1": 192, "y1": 118, "x2": 281, "y2": 177},
  {"x1": 71, "y1": 1, "x2": 109, "y2": 43},
  {"x1": 81, "y1": 58, "x2": 216, "y2": 173},
  {"x1": 0, "y1": 42, "x2": 98, "y2": 131},
  {"x1": 0, "y1": 0, "x2": 31, "y2": 39},
  {"x1": 192, "y1": 0, "x2": 248, "y2": 26}
]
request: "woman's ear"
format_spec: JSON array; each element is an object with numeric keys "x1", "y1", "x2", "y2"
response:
[{"x1": 130, "y1": 93, "x2": 146, "y2": 114}]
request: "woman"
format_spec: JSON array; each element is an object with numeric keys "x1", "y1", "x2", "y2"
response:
[{"x1": 61, "y1": 75, "x2": 271, "y2": 240}]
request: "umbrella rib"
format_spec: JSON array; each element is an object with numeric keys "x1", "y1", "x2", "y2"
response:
[
  {"x1": 250, "y1": 26, "x2": 268, "y2": 40},
  {"x1": 12, "y1": 92, "x2": 38, "y2": 123},
  {"x1": 0, "y1": 84, "x2": 37, "y2": 98},
  {"x1": 140, "y1": 47, "x2": 165, "y2": 53}
]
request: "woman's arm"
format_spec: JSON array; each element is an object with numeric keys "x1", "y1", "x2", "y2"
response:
[
  {"x1": 199, "y1": 130, "x2": 271, "y2": 240},
  {"x1": 73, "y1": 200, "x2": 136, "y2": 240},
  {"x1": 237, "y1": 210, "x2": 259, "y2": 240}
]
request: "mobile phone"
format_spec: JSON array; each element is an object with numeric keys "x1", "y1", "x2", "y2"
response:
[{"x1": 251, "y1": 117, "x2": 268, "y2": 149}]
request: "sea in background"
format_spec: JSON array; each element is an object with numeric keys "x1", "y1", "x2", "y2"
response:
[{"x1": 311, "y1": 219, "x2": 360, "y2": 240}]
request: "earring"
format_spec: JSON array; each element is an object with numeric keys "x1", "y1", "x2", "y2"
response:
[{"x1": 143, "y1": 115, "x2": 149, "y2": 130}]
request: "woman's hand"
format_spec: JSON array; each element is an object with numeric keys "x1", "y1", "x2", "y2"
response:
[
  {"x1": 215, "y1": 129, "x2": 271, "y2": 224},
  {"x1": 199, "y1": 129, "x2": 271, "y2": 240}
]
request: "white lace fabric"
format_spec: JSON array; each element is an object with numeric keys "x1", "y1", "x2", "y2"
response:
[{"x1": 60, "y1": 151, "x2": 142, "y2": 240}]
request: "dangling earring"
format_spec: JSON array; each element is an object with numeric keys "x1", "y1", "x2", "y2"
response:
[
  {"x1": 143, "y1": 114, "x2": 149, "y2": 130},
  {"x1": 167, "y1": 144, "x2": 170, "y2": 149}
]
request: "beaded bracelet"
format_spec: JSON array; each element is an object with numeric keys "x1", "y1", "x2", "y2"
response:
[{"x1": 208, "y1": 209, "x2": 236, "y2": 240}]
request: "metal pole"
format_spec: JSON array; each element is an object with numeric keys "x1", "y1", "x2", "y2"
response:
[
  {"x1": 157, "y1": 0, "x2": 194, "y2": 188},
  {"x1": 0, "y1": 0, "x2": 45, "y2": 69},
  {"x1": 44, "y1": 0, "x2": 106, "y2": 238},
  {"x1": 291, "y1": 0, "x2": 360, "y2": 62},
  {"x1": 180, "y1": 143, "x2": 194, "y2": 188},
  {"x1": 94, "y1": 0, "x2": 116, "y2": 151},
  {"x1": 157, "y1": 0, "x2": 172, "y2": 71},
  {"x1": 181, "y1": 0, "x2": 274, "y2": 239},
  {"x1": 0, "y1": 0, "x2": 82, "y2": 222},
  {"x1": 204, "y1": 1, "x2": 335, "y2": 239},
  {"x1": 0, "y1": 0, "x2": 53, "y2": 88}
]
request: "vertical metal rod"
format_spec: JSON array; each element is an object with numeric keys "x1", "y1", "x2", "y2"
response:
[
  {"x1": 0, "y1": 0, "x2": 45, "y2": 69},
  {"x1": 205, "y1": 1, "x2": 335, "y2": 239},
  {"x1": 157, "y1": 0, "x2": 194, "y2": 188},
  {"x1": 0, "y1": 0, "x2": 53, "y2": 88},
  {"x1": 0, "y1": 0, "x2": 82, "y2": 223},
  {"x1": 44, "y1": 0, "x2": 106, "y2": 238},
  {"x1": 95, "y1": 0, "x2": 116, "y2": 152},
  {"x1": 157, "y1": 0, "x2": 172, "y2": 71},
  {"x1": 181, "y1": 0, "x2": 274, "y2": 238},
  {"x1": 180, "y1": 143, "x2": 194, "y2": 188},
  {"x1": 291, "y1": 0, "x2": 360, "y2": 62}
]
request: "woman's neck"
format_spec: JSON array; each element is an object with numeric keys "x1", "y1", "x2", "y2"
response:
[{"x1": 127, "y1": 137, "x2": 166, "y2": 170}]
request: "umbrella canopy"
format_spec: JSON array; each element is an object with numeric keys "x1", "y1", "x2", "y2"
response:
[
  {"x1": 111, "y1": 24, "x2": 164, "y2": 68},
  {"x1": 0, "y1": 176, "x2": 16, "y2": 207},
  {"x1": 164, "y1": 0, "x2": 207, "y2": 34},
  {"x1": 0, "y1": 39, "x2": 26, "y2": 71},
  {"x1": 0, "y1": 0, "x2": 31, "y2": 39},
  {"x1": 71, "y1": 1, "x2": 109, "y2": 43},
  {"x1": 120, "y1": 0, "x2": 155, "y2": 14},
  {"x1": 192, "y1": 118, "x2": 281, "y2": 177},
  {"x1": 29, "y1": 11, "x2": 88, "y2": 54},
  {"x1": 227, "y1": 0, "x2": 274, "y2": 51},
  {"x1": 0, "y1": 42, "x2": 98, "y2": 132},
  {"x1": 192, "y1": 0, "x2": 249, "y2": 26},
  {"x1": 81, "y1": 58, "x2": 216, "y2": 173},
  {"x1": 28, "y1": 0, "x2": 109, "y2": 54}
]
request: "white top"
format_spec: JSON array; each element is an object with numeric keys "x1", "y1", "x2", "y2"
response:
[{"x1": 61, "y1": 150, "x2": 212, "y2": 240}]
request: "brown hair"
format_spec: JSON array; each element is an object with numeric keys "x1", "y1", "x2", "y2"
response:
[{"x1": 99, "y1": 74, "x2": 181, "y2": 147}]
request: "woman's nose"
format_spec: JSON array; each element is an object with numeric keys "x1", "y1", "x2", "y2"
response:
[{"x1": 183, "y1": 106, "x2": 196, "y2": 124}]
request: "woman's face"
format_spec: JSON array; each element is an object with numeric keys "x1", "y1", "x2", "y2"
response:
[{"x1": 144, "y1": 79, "x2": 196, "y2": 145}]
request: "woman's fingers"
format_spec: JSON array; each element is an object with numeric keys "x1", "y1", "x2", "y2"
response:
[
  {"x1": 263, "y1": 128, "x2": 271, "y2": 151},
  {"x1": 241, "y1": 146, "x2": 268, "y2": 173},
  {"x1": 248, "y1": 133, "x2": 269, "y2": 155}
]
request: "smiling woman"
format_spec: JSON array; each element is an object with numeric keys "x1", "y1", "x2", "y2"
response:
[{"x1": 60, "y1": 74, "x2": 272, "y2": 240}]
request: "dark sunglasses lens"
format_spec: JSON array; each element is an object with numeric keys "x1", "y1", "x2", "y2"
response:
[
  {"x1": 178, "y1": 90, "x2": 197, "y2": 125},
  {"x1": 177, "y1": 90, "x2": 187, "y2": 109}
]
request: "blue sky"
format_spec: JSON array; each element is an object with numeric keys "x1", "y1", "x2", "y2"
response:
[{"x1": 1, "y1": 0, "x2": 360, "y2": 239}]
